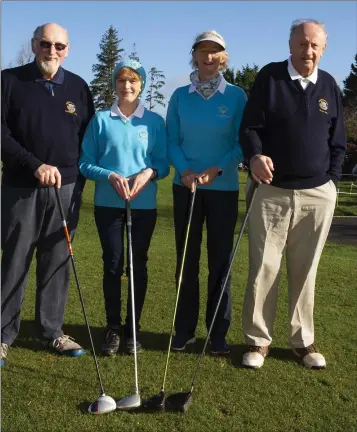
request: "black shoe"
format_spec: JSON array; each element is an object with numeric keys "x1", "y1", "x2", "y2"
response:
[
  {"x1": 101, "y1": 328, "x2": 120, "y2": 356},
  {"x1": 171, "y1": 334, "x2": 196, "y2": 351},
  {"x1": 126, "y1": 337, "x2": 142, "y2": 354}
]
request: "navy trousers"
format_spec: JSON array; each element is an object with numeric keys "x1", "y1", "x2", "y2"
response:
[
  {"x1": 1, "y1": 182, "x2": 82, "y2": 344},
  {"x1": 173, "y1": 184, "x2": 238, "y2": 343},
  {"x1": 94, "y1": 206, "x2": 157, "y2": 337}
]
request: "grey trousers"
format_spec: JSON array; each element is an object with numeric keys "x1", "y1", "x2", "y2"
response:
[{"x1": 1, "y1": 182, "x2": 82, "y2": 345}]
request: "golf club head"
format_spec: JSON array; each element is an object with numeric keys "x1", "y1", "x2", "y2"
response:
[
  {"x1": 165, "y1": 391, "x2": 192, "y2": 413},
  {"x1": 142, "y1": 391, "x2": 165, "y2": 412},
  {"x1": 116, "y1": 393, "x2": 141, "y2": 411},
  {"x1": 88, "y1": 395, "x2": 117, "y2": 414}
]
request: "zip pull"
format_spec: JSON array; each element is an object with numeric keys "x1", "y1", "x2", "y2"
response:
[{"x1": 51, "y1": 86, "x2": 54, "y2": 97}]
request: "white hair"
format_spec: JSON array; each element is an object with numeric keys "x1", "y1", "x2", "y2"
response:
[
  {"x1": 289, "y1": 19, "x2": 328, "y2": 42},
  {"x1": 32, "y1": 23, "x2": 69, "y2": 43}
]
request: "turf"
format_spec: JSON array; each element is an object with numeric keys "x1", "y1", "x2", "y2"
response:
[{"x1": 2, "y1": 172, "x2": 356, "y2": 432}]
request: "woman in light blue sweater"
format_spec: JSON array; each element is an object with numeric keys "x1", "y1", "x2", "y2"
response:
[
  {"x1": 79, "y1": 60, "x2": 169, "y2": 355},
  {"x1": 167, "y1": 31, "x2": 247, "y2": 354}
]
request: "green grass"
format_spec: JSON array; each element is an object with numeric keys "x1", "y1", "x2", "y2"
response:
[{"x1": 2, "y1": 172, "x2": 357, "y2": 432}]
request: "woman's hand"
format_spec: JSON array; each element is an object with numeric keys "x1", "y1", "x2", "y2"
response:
[
  {"x1": 196, "y1": 166, "x2": 219, "y2": 186},
  {"x1": 109, "y1": 172, "x2": 131, "y2": 200},
  {"x1": 181, "y1": 169, "x2": 197, "y2": 192},
  {"x1": 129, "y1": 168, "x2": 154, "y2": 200}
]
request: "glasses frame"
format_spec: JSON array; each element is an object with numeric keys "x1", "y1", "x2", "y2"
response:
[{"x1": 35, "y1": 38, "x2": 68, "y2": 52}]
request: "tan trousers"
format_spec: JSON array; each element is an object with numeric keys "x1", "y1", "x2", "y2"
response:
[{"x1": 242, "y1": 178, "x2": 336, "y2": 348}]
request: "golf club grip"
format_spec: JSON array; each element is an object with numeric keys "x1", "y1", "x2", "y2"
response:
[{"x1": 189, "y1": 180, "x2": 259, "y2": 390}]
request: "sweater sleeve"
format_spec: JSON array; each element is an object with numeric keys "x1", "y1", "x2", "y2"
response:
[
  {"x1": 327, "y1": 83, "x2": 347, "y2": 183},
  {"x1": 150, "y1": 117, "x2": 170, "y2": 180},
  {"x1": 239, "y1": 70, "x2": 267, "y2": 162},
  {"x1": 1, "y1": 71, "x2": 43, "y2": 173},
  {"x1": 217, "y1": 88, "x2": 247, "y2": 169},
  {"x1": 79, "y1": 82, "x2": 95, "y2": 144},
  {"x1": 167, "y1": 89, "x2": 190, "y2": 175},
  {"x1": 78, "y1": 115, "x2": 112, "y2": 181}
]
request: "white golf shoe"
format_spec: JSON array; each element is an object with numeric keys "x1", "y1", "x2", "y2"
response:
[
  {"x1": 242, "y1": 345, "x2": 269, "y2": 369},
  {"x1": 292, "y1": 344, "x2": 326, "y2": 369}
]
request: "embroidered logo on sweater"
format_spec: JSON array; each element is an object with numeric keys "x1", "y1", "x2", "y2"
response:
[
  {"x1": 318, "y1": 98, "x2": 328, "y2": 114},
  {"x1": 138, "y1": 129, "x2": 148, "y2": 142},
  {"x1": 65, "y1": 101, "x2": 77, "y2": 115},
  {"x1": 217, "y1": 105, "x2": 229, "y2": 118}
]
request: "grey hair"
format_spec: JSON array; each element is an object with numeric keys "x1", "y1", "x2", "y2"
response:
[
  {"x1": 32, "y1": 24, "x2": 69, "y2": 43},
  {"x1": 289, "y1": 19, "x2": 328, "y2": 42},
  {"x1": 190, "y1": 30, "x2": 229, "y2": 71}
]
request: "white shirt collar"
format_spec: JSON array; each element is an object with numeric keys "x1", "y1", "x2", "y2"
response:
[
  {"x1": 110, "y1": 102, "x2": 145, "y2": 121},
  {"x1": 287, "y1": 56, "x2": 318, "y2": 84},
  {"x1": 188, "y1": 77, "x2": 227, "y2": 94}
]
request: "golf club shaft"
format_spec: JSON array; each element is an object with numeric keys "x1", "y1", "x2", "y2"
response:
[
  {"x1": 161, "y1": 180, "x2": 198, "y2": 392},
  {"x1": 54, "y1": 187, "x2": 106, "y2": 396},
  {"x1": 126, "y1": 199, "x2": 139, "y2": 395},
  {"x1": 189, "y1": 180, "x2": 259, "y2": 392}
]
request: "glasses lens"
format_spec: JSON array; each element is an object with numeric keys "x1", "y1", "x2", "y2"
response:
[
  {"x1": 54, "y1": 43, "x2": 67, "y2": 51},
  {"x1": 39, "y1": 41, "x2": 52, "y2": 49}
]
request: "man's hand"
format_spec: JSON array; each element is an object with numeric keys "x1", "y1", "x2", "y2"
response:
[
  {"x1": 250, "y1": 155, "x2": 274, "y2": 184},
  {"x1": 181, "y1": 168, "x2": 197, "y2": 192},
  {"x1": 129, "y1": 168, "x2": 154, "y2": 200},
  {"x1": 196, "y1": 166, "x2": 219, "y2": 186},
  {"x1": 109, "y1": 172, "x2": 131, "y2": 200},
  {"x1": 34, "y1": 164, "x2": 62, "y2": 188}
]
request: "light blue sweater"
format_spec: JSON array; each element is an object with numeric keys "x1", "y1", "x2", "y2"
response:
[
  {"x1": 166, "y1": 80, "x2": 247, "y2": 191},
  {"x1": 79, "y1": 105, "x2": 169, "y2": 209}
]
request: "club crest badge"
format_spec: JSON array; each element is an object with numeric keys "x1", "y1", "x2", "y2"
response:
[
  {"x1": 318, "y1": 98, "x2": 328, "y2": 113},
  {"x1": 138, "y1": 129, "x2": 148, "y2": 142},
  {"x1": 218, "y1": 105, "x2": 229, "y2": 117},
  {"x1": 65, "y1": 101, "x2": 77, "y2": 115}
]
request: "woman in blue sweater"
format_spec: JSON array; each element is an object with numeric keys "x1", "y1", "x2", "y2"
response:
[
  {"x1": 167, "y1": 31, "x2": 247, "y2": 354},
  {"x1": 79, "y1": 60, "x2": 169, "y2": 355}
]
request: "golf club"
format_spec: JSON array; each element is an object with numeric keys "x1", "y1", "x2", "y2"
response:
[
  {"x1": 142, "y1": 180, "x2": 198, "y2": 412},
  {"x1": 54, "y1": 187, "x2": 116, "y2": 415},
  {"x1": 116, "y1": 199, "x2": 141, "y2": 410},
  {"x1": 165, "y1": 180, "x2": 259, "y2": 413}
]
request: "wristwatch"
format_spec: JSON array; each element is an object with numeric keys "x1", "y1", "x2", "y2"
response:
[{"x1": 217, "y1": 167, "x2": 223, "y2": 176}]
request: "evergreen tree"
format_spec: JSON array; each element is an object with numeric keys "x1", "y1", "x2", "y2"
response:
[
  {"x1": 343, "y1": 53, "x2": 357, "y2": 108},
  {"x1": 223, "y1": 64, "x2": 259, "y2": 97},
  {"x1": 145, "y1": 67, "x2": 166, "y2": 111},
  {"x1": 128, "y1": 43, "x2": 140, "y2": 62},
  {"x1": 90, "y1": 26, "x2": 124, "y2": 110}
]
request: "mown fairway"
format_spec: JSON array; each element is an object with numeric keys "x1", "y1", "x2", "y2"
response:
[{"x1": 2, "y1": 172, "x2": 356, "y2": 432}]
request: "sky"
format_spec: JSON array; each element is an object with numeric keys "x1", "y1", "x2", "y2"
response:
[{"x1": 1, "y1": 1, "x2": 357, "y2": 115}]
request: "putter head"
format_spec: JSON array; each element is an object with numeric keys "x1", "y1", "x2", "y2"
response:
[
  {"x1": 88, "y1": 395, "x2": 117, "y2": 414},
  {"x1": 142, "y1": 391, "x2": 165, "y2": 412},
  {"x1": 116, "y1": 393, "x2": 141, "y2": 411},
  {"x1": 165, "y1": 391, "x2": 192, "y2": 413}
]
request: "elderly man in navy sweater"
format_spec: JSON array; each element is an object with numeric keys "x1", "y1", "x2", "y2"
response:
[
  {"x1": 1, "y1": 23, "x2": 94, "y2": 366},
  {"x1": 239, "y1": 19, "x2": 346, "y2": 369}
]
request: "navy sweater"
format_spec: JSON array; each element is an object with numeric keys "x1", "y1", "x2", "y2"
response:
[
  {"x1": 1, "y1": 61, "x2": 95, "y2": 187},
  {"x1": 239, "y1": 61, "x2": 347, "y2": 189}
]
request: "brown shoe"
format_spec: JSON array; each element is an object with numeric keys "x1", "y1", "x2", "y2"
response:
[
  {"x1": 242, "y1": 345, "x2": 269, "y2": 369},
  {"x1": 292, "y1": 344, "x2": 326, "y2": 369}
]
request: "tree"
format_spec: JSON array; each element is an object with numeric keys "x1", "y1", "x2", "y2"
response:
[
  {"x1": 145, "y1": 67, "x2": 166, "y2": 111},
  {"x1": 16, "y1": 40, "x2": 34, "y2": 66},
  {"x1": 343, "y1": 53, "x2": 357, "y2": 107},
  {"x1": 223, "y1": 64, "x2": 259, "y2": 97},
  {"x1": 128, "y1": 43, "x2": 140, "y2": 62},
  {"x1": 90, "y1": 25, "x2": 124, "y2": 110}
]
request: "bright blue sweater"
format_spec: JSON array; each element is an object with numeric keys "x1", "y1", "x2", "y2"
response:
[
  {"x1": 166, "y1": 80, "x2": 247, "y2": 191},
  {"x1": 79, "y1": 106, "x2": 169, "y2": 209}
]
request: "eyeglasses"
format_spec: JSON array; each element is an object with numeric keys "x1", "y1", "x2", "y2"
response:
[{"x1": 37, "y1": 39, "x2": 68, "y2": 52}]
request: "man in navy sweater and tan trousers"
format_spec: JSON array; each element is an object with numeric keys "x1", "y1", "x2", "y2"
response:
[
  {"x1": 239, "y1": 19, "x2": 346, "y2": 369},
  {"x1": 1, "y1": 23, "x2": 94, "y2": 366}
]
